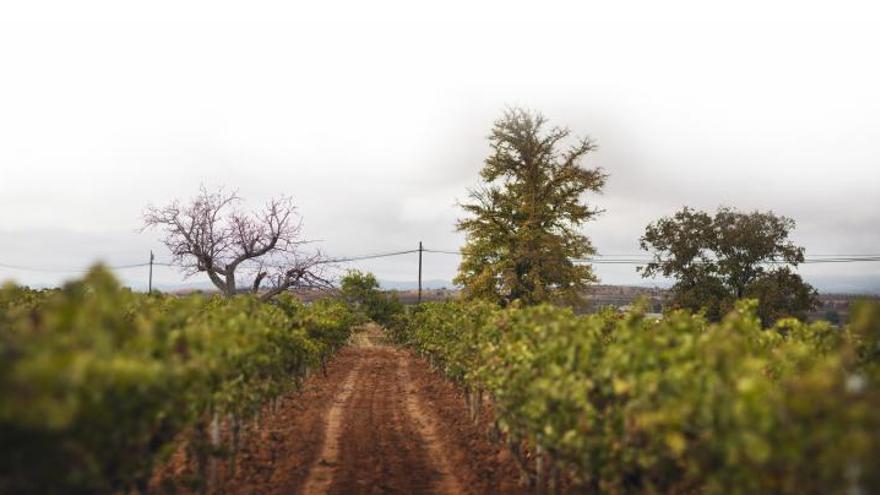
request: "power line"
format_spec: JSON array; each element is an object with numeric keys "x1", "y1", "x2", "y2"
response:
[
  {"x1": 0, "y1": 261, "x2": 153, "y2": 273},
  {"x1": 424, "y1": 249, "x2": 464, "y2": 255},
  {"x1": 321, "y1": 249, "x2": 420, "y2": 264},
  {"x1": 0, "y1": 260, "x2": 176, "y2": 273},
  {"x1": 0, "y1": 250, "x2": 420, "y2": 274},
  {"x1": 576, "y1": 257, "x2": 880, "y2": 265},
  {"x1": 800, "y1": 257, "x2": 880, "y2": 264},
  {"x1": 2, "y1": 249, "x2": 879, "y2": 274},
  {"x1": 258, "y1": 250, "x2": 422, "y2": 268},
  {"x1": 424, "y1": 249, "x2": 880, "y2": 265}
]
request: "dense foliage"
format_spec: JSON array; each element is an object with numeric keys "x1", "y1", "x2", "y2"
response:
[
  {"x1": 455, "y1": 107, "x2": 607, "y2": 307},
  {"x1": 338, "y1": 269, "x2": 403, "y2": 326},
  {"x1": 0, "y1": 267, "x2": 358, "y2": 494},
  {"x1": 389, "y1": 299, "x2": 880, "y2": 494},
  {"x1": 640, "y1": 206, "x2": 818, "y2": 323}
]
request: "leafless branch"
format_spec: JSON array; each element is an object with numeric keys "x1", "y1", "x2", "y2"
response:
[{"x1": 142, "y1": 186, "x2": 325, "y2": 299}]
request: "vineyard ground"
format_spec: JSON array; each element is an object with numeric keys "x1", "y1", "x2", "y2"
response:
[{"x1": 152, "y1": 327, "x2": 525, "y2": 494}]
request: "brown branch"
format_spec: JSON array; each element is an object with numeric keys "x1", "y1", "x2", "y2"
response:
[{"x1": 142, "y1": 186, "x2": 323, "y2": 298}]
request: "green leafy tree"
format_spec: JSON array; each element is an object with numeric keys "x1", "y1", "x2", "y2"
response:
[
  {"x1": 639, "y1": 206, "x2": 818, "y2": 323},
  {"x1": 339, "y1": 270, "x2": 403, "y2": 326},
  {"x1": 455, "y1": 108, "x2": 607, "y2": 306}
]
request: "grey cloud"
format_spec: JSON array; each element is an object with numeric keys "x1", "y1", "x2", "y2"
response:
[{"x1": 1, "y1": 14, "x2": 878, "y2": 293}]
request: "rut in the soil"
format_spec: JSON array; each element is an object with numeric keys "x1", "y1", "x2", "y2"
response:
[
  {"x1": 300, "y1": 359, "x2": 363, "y2": 494},
  {"x1": 299, "y1": 331, "x2": 524, "y2": 495},
  {"x1": 323, "y1": 345, "x2": 457, "y2": 494},
  {"x1": 400, "y1": 356, "x2": 464, "y2": 495},
  {"x1": 151, "y1": 329, "x2": 525, "y2": 494}
]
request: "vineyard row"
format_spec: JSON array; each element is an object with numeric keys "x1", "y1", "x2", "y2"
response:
[
  {"x1": 388, "y1": 299, "x2": 880, "y2": 494},
  {"x1": 0, "y1": 266, "x2": 361, "y2": 493}
]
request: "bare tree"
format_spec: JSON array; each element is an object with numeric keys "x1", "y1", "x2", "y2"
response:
[{"x1": 142, "y1": 186, "x2": 330, "y2": 300}]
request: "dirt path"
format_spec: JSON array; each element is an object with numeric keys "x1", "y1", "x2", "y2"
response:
[
  {"x1": 400, "y1": 357, "x2": 464, "y2": 495},
  {"x1": 300, "y1": 359, "x2": 362, "y2": 494},
  {"x1": 324, "y1": 345, "x2": 439, "y2": 494},
  {"x1": 153, "y1": 328, "x2": 524, "y2": 494}
]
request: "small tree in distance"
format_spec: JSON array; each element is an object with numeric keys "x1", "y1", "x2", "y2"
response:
[
  {"x1": 456, "y1": 107, "x2": 607, "y2": 307},
  {"x1": 142, "y1": 186, "x2": 329, "y2": 300},
  {"x1": 339, "y1": 269, "x2": 403, "y2": 326},
  {"x1": 639, "y1": 206, "x2": 818, "y2": 323}
]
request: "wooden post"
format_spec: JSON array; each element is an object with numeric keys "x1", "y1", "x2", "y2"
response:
[
  {"x1": 417, "y1": 241, "x2": 423, "y2": 304},
  {"x1": 208, "y1": 413, "x2": 220, "y2": 493}
]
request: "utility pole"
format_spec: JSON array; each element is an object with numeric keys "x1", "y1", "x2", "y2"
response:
[
  {"x1": 417, "y1": 241, "x2": 423, "y2": 304},
  {"x1": 148, "y1": 250, "x2": 154, "y2": 294}
]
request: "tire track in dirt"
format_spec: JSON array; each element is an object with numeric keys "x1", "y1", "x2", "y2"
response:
[
  {"x1": 151, "y1": 326, "x2": 525, "y2": 494},
  {"x1": 299, "y1": 333, "x2": 519, "y2": 494},
  {"x1": 404, "y1": 352, "x2": 527, "y2": 495},
  {"x1": 149, "y1": 348, "x2": 364, "y2": 495},
  {"x1": 324, "y1": 346, "x2": 438, "y2": 494},
  {"x1": 400, "y1": 357, "x2": 465, "y2": 495},
  {"x1": 300, "y1": 360, "x2": 362, "y2": 495}
]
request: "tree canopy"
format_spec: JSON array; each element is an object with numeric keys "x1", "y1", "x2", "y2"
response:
[
  {"x1": 339, "y1": 270, "x2": 402, "y2": 326},
  {"x1": 455, "y1": 108, "x2": 606, "y2": 306},
  {"x1": 639, "y1": 206, "x2": 818, "y2": 323}
]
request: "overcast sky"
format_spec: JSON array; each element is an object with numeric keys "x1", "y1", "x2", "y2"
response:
[{"x1": 1, "y1": 1, "x2": 879, "y2": 293}]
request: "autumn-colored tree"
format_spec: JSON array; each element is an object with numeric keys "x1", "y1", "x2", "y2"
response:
[
  {"x1": 455, "y1": 108, "x2": 606, "y2": 306},
  {"x1": 639, "y1": 206, "x2": 818, "y2": 323}
]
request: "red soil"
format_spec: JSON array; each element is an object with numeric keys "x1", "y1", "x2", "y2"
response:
[{"x1": 151, "y1": 329, "x2": 526, "y2": 494}]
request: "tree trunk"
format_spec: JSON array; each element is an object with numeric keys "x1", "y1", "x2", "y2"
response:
[
  {"x1": 225, "y1": 270, "x2": 236, "y2": 297},
  {"x1": 206, "y1": 268, "x2": 231, "y2": 297}
]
